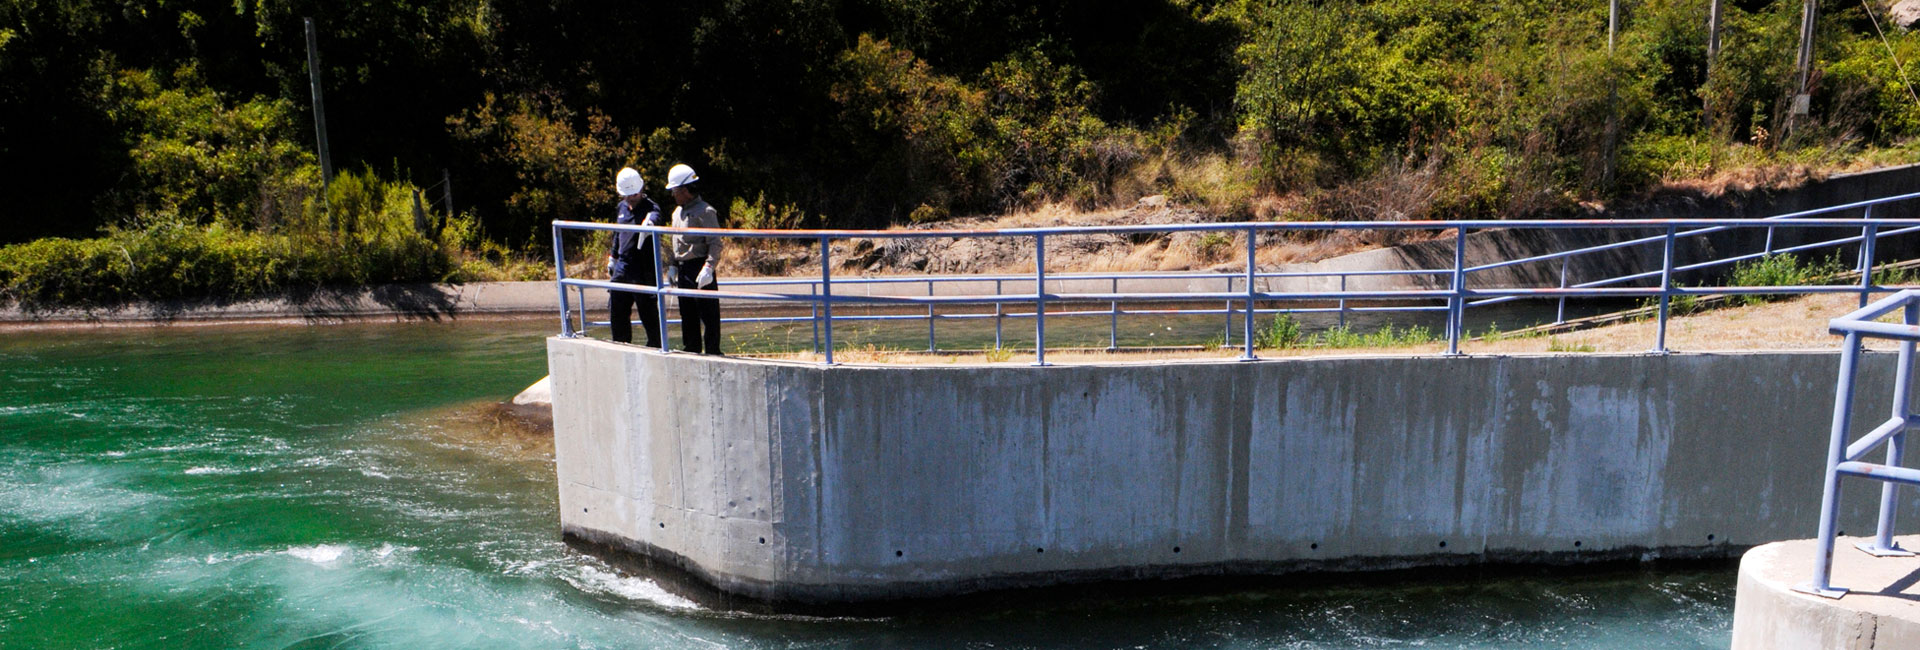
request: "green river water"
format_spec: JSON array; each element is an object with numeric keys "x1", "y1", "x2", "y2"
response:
[{"x1": 0, "y1": 318, "x2": 1734, "y2": 648}]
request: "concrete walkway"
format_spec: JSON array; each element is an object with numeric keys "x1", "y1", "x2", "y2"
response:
[{"x1": 1733, "y1": 535, "x2": 1920, "y2": 649}]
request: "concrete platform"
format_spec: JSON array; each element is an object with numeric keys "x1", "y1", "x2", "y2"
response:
[{"x1": 1733, "y1": 535, "x2": 1920, "y2": 649}]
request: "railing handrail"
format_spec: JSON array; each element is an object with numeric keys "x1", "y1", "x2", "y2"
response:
[
  {"x1": 553, "y1": 212, "x2": 1920, "y2": 240},
  {"x1": 553, "y1": 193, "x2": 1920, "y2": 362}
]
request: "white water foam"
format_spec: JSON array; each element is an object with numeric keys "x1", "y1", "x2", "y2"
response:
[
  {"x1": 283, "y1": 544, "x2": 349, "y2": 564},
  {"x1": 568, "y1": 565, "x2": 699, "y2": 610}
]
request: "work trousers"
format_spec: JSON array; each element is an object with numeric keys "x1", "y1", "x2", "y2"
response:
[
  {"x1": 675, "y1": 259, "x2": 721, "y2": 354},
  {"x1": 608, "y1": 288, "x2": 661, "y2": 347}
]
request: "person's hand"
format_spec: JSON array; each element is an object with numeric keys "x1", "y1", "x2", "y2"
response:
[
  {"x1": 665, "y1": 266, "x2": 679, "y2": 285},
  {"x1": 605, "y1": 255, "x2": 614, "y2": 276},
  {"x1": 696, "y1": 263, "x2": 714, "y2": 288}
]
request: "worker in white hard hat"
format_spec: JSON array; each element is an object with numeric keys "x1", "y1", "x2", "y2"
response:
[
  {"x1": 607, "y1": 167, "x2": 664, "y2": 347},
  {"x1": 663, "y1": 163, "x2": 724, "y2": 354}
]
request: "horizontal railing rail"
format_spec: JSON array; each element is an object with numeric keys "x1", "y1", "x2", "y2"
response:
[{"x1": 554, "y1": 191, "x2": 1920, "y2": 364}]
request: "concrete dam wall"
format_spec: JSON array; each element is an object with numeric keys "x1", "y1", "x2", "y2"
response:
[{"x1": 548, "y1": 338, "x2": 1916, "y2": 607}]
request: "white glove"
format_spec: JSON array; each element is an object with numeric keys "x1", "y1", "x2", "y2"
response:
[
  {"x1": 665, "y1": 266, "x2": 679, "y2": 285},
  {"x1": 605, "y1": 255, "x2": 614, "y2": 276},
  {"x1": 696, "y1": 263, "x2": 715, "y2": 288}
]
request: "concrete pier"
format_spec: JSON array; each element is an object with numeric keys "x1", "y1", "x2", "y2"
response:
[
  {"x1": 1733, "y1": 536, "x2": 1920, "y2": 649},
  {"x1": 547, "y1": 338, "x2": 1917, "y2": 608}
]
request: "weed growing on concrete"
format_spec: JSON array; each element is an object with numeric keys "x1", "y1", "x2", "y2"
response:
[
  {"x1": 1254, "y1": 314, "x2": 1303, "y2": 349},
  {"x1": 983, "y1": 345, "x2": 1015, "y2": 363},
  {"x1": 1547, "y1": 337, "x2": 1596, "y2": 352},
  {"x1": 1729, "y1": 253, "x2": 1847, "y2": 305}
]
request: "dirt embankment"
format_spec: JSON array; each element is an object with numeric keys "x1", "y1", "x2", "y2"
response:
[
  {"x1": 725, "y1": 196, "x2": 1451, "y2": 278},
  {"x1": 723, "y1": 164, "x2": 1844, "y2": 280}
]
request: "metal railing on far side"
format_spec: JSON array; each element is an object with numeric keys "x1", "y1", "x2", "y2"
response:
[
  {"x1": 1798, "y1": 289, "x2": 1920, "y2": 598},
  {"x1": 550, "y1": 191, "x2": 1920, "y2": 365}
]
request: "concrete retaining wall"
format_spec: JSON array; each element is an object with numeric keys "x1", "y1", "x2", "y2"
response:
[{"x1": 549, "y1": 338, "x2": 1919, "y2": 607}]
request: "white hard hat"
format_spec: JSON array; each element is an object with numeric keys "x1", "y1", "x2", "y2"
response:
[
  {"x1": 615, "y1": 167, "x2": 644, "y2": 196},
  {"x1": 665, "y1": 164, "x2": 699, "y2": 190}
]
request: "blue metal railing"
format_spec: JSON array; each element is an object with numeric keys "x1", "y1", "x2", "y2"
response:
[
  {"x1": 551, "y1": 190, "x2": 1920, "y2": 364},
  {"x1": 1797, "y1": 289, "x2": 1920, "y2": 598}
]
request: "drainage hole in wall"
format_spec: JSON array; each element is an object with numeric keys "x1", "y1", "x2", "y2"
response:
[
  {"x1": 1573, "y1": 540, "x2": 1582, "y2": 548},
  {"x1": 1708, "y1": 534, "x2": 1717, "y2": 542},
  {"x1": 1036, "y1": 548, "x2": 1045, "y2": 554},
  {"x1": 1310, "y1": 543, "x2": 1319, "y2": 550},
  {"x1": 759, "y1": 537, "x2": 766, "y2": 544},
  {"x1": 895, "y1": 550, "x2": 903, "y2": 557},
  {"x1": 1438, "y1": 540, "x2": 1448, "y2": 549},
  {"x1": 658, "y1": 523, "x2": 665, "y2": 529},
  {"x1": 1173, "y1": 546, "x2": 1181, "y2": 554}
]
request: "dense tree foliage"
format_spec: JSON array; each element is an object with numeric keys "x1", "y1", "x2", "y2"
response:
[{"x1": 5, "y1": 0, "x2": 1920, "y2": 252}]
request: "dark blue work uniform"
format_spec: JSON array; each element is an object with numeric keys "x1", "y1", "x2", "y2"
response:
[{"x1": 609, "y1": 197, "x2": 664, "y2": 346}]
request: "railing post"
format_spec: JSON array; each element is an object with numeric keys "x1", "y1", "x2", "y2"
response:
[
  {"x1": 1109, "y1": 277, "x2": 1119, "y2": 352},
  {"x1": 927, "y1": 279, "x2": 936, "y2": 352},
  {"x1": 554, "y1": 223, "x2": 574, "y2": 338},
  {"x1": 1556, "y1": 257, "x2": 1570, "y2": 324},
  {"x1": 1447, "y1": 227, "x2": 1465, "y2": 355},
  {"x1": 1034, "y1": 234, "x2": 1048, "y2": 366},
  {"x1": 994, "y1": 279, "x2": 1004, "y2": 349},
  {"x1": 1655, "y1": 225, "x2": 1676, "y2": 354},
  {"x1": 1338, "y1": 275, "x2": 1349, "y2": 329},
  {"x1": 1243, "y1": 226, "x2": 1257, "y2": 361},
  {"x1": 653, "y1": 232, "x2": 669, "y2": 353},
  {"x1": 576, "y1": 286, "x2": 587, "y2": 333},
  {"x1": 820, "y1": 236, "x2": 835, "y2": 365},
  {"x1": 811, "y1": 281, "x2": 820, "y2": 354},
  {"x1": 1861, "y1": 206, "x2": 1880, "y2": 308},
  {"x1": 1800, "y1": 331, "x2": 1864, "y2": 598},
  {"x1": 1224, "y1": 298, "x2": 1233, "y2": 347},
  {"x1": 1864, "y1": 302, "x2": 1920, "y2": 557}
]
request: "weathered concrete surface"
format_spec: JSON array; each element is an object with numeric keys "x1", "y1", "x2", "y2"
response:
[
  {"x1": 549, "y1": 339, "x2": 1919, "y2": 607},
  {"x1": 1733, "y1": 536, "x2": 1920, "y2": 649}
]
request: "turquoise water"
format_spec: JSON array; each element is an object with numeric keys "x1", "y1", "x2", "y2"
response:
[{"x1": 0, "y1": 319, "x2": 1733, "y2": 648}]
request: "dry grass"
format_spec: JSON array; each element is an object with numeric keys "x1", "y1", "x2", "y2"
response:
[{"x1": 735, "y1": 291, "x2": 1897, "y2": 366}]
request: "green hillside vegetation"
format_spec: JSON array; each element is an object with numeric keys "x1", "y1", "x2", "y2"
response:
[{"x1": 4, "y1": 0, "x2": 1920, "y2": 308}]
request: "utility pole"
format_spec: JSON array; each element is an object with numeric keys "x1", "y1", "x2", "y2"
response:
[
  {"x1": 1609, "y1": 0, "x2": 1620, "y2": 53},
  {"x1": 1707, "y1": 0, "x2": 1722, "y2": 63},
  {"x1": 1789, "y1": 0, "x2": 1819, "y2": 137},
  {"x1": 439, "y1": 169, "x2": 453, "y2": 239},
  {"x1": 304, "y1": 18, "x2": 334, "y2": 193}
]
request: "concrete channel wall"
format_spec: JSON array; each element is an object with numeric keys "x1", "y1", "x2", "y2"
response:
[{"x1": 548, "y1": 337, "x2": 1919, "y2": 608}]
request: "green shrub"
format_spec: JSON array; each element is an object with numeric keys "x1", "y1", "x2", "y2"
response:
[
  {"x1": 1255, "y1": 313, "x2": 1303, "y2": 349},
  {"x1": 1729, "y1": 253, "x2": 1847, "y2": 305}
]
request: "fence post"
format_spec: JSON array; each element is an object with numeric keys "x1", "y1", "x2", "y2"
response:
[
  {"x1": 1447, "y1": 227, "x2": 1466, "y2": 355},
  {"x1": 1243, "y1": 226, "x2": 1257, "y2": 361},
  {"x1": 811, "y1": 282, "x2": 820, "y2": 354},
  {"x1": 653, "y1": 233, "x2": 670, "y2": 353},
  {"x1": 927, "y1": 279, "x2": 937, "y2": 352},
  {"x1": 554, "y1": 224, "x2": 574, "y2": 338},
  {"x1": 1556, "y1": 257, "x2": 1570, "y2": 324},
  {"x1": 576, "y1": 286, "x2": 587, "y2": 333},
  {"x1": 1109, "y1": 277, "x2": 1119, "y2": 352},
  {"x1": 995, "y1": 279, "x2": 1004, "y2": 350},
  {"x1": 1034, "y1": 234, "x2": 1048, "y2": 366},
  {"x1": 1801, "y1": 331, "x2": 1865, "y2": 598},
  {"x1": 1339, "y1": 275, "x2": 1349, "y2": 329},
  {"x1": 1655, "y1": 225, "x2": 1676, "y2": 354},
  {"x1": 821, "y1": 236, "x2": 835, "y2": 365},
  {"x1": 1861, "y1": 206, "x2": 1880, "y2": 308},
  {"x1": 1865, "y1": 303, "x2": 1920, "y2": 557}
]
